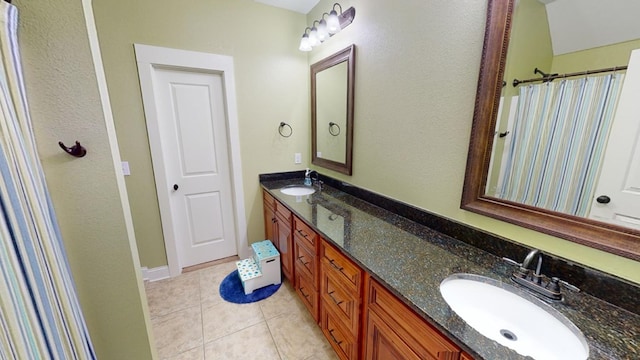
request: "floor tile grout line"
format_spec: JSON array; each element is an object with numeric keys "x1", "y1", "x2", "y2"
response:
[{"x1": 264, "y1": 317, "x2": 284, "y2": 360}]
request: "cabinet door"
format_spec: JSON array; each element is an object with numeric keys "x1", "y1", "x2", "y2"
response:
[
  {"x1": 366, "y1": 279, "x2": 460, "y2": 360},
  {"x1": 275, "y1": 213, "x2": 292, "y2": 282},
  {"x1": 366, "y1": 310, "x2": 431, "y2": 360},
  {"x1": 263, "y1": 202, "x2": 275, "y2": 243}
]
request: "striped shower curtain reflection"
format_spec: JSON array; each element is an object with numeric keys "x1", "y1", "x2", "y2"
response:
[
  {"x1": 498, "y1": 73, "x2": 625, "y2": 217},
  {"x1": 0, "y1": 3, "x2": 95, "y2": 359}
]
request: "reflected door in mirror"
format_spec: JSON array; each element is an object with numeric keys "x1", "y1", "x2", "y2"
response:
[{"x1": 316, "y1": 61, "x2": 348, "y2": 164}]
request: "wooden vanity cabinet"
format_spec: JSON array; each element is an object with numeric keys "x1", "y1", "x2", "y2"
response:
[
  {"x1": 262, "y1": 191, "x2": 293, "y2": 282},
  {"x1": 293, "y1": 215, "x2": 320, "y2": 322},
  {"x1": 365, "y1": 278, "x2": 462, "y2": 360},
  {"x1": 262, "y1": 189, "x2": 475, "y2": 360},
  {"x1": 320, "y1": 239, "x2": 363, "y2": 360}
]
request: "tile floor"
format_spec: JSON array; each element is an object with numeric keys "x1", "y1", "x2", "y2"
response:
[{"x1": 145, "y1": 259, "x2": 339, "y2": 360}]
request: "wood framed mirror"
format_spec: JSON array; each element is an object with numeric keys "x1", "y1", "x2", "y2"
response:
[
  {"x1": 311, "y1": 44, "x2": 355, "y2": 175},
  {"x1": 461, "y1": 0, "x2": 640, "y2": 261}
]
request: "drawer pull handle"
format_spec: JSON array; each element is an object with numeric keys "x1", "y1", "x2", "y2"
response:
[
  {"x1": 297, "y1": 230, "x2": 309, "y2": 238},
  {"x1": 328, "y1": 291, "x2": 344, "y2": 305},
  {"x1": 297, "y1": 256, "x2": 310, "y2": 266},
  {"x1": 299, "y1": 287, "x2": 310, "y2": 299},
  {"x1": 328, "y1": 329, "x2": 343, "y2": 345},
  {"x1": 329, "y1": 259, "x2": 344, "y2": 272}
]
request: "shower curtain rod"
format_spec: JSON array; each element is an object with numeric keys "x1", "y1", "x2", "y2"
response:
[{"x1": 512, "y1": 65, "x2": 627, "y2": 87}]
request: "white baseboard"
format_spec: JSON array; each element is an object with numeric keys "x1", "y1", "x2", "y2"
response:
[{"x1": 141, "y1": 266, "x2": 170, "y2": 282}]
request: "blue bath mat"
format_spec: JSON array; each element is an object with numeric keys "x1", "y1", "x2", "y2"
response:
[{"x1": 219, "y1": 269, "x2": 281, "y2": 304}]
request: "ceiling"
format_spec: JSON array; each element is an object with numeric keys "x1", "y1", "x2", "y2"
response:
[
  {"x1": 254, "y1": 0, "x2": 320, "y2": 14},
  {"x1": 540, "y1": 0, "x2": 640, "y2": 55}
]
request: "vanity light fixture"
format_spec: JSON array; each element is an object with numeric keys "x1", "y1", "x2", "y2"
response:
[
  {"x1": 299, "y1": 28, "x2": 312, "y2": 51},
  {"x1": 298, "y1": 3, "x2": 355, "y2": 52}
]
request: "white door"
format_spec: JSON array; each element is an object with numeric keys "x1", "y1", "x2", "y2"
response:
[
  {"x1": 589, "y1": 49, "x2": 640, "y2": 230},
  {"x1": 155, "y1": 68, "x2": 237, "y2": 266},
  {"x1": 135, "y1": 45, "x2": 248, "y2": 277}
]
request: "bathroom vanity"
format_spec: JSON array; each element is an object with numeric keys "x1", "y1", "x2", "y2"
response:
[{"x1": 260, "y1": 172, "x2": 640, "y2": 360}]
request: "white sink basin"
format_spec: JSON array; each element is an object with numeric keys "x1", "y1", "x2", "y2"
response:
[
  {"x1": 280, "y1": 185, "x2": 316, "y2": 196},
  {"x1": 440, "y1": 274, "x2": 588, "y2": 360}
]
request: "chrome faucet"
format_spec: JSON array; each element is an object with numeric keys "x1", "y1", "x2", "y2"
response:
[
  {"x1": 519, "y1": 249, "x2": 543, "y2": 284},
  {"x1": 505, "y1": 249, "x2": 562, "y2": 300},
  {"x1": 307, "y1": 170, "x2": 323, "y2": 191}
]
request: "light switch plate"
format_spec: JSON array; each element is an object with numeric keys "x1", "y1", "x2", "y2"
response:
[
  {"x1": 121, "y1": 161, "x2": 131, "y2": 176},
  {"x1": 294, "y1": 153, "x2": 302, "y2": 164}
]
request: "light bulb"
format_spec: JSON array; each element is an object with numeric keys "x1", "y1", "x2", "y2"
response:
[
  {"x1": 299, "y1": 34, "x2": 312, "y2": 51},
  {"x1": 309, "y1": 26, "x2": 319, "y2": 46},
  {"x1": 317, "y1": 19, "x2": 329, "y2": 42},
  {"x1": 327, "y1": 10, "x2": 341, "y2": 34}
]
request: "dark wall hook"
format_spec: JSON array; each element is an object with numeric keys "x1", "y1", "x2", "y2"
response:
[{"x1": 59, "y1": 140, "x2": 87, "y2": 157}]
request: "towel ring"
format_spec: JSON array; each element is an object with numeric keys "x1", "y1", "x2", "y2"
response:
[
  {"x1": 279, "y1": 122, "x2": 293, "y2": 138},
  {"x1": 329, "y1": 122, "x2": 341, "y2": 136}
]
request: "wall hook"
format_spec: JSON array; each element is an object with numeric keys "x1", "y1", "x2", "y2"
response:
[
  {"x1": 279, "y1": 122, "x2": 293, "y2": 138},
  {"x1": 58, "y1": 140, "x2": 87, "y2": 157}
]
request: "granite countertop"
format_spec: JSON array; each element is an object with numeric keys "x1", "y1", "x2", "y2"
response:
[{"x1": 261, "y1": 179, "x2": 640, "y2": 360}]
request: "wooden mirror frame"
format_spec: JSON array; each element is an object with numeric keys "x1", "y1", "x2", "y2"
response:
[
  {"x1": 461, "y1": 0, "x2": 640, "y2": 261},
  {"x1": 311, "y1": 44, "x2": 355, "y2": 175}
]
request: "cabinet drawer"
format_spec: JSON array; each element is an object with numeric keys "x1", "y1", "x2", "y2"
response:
[
  {"x1": 294, "y1": 237, "x2": 318, "y2": 285},
  {"x1": 263, "y1": 190, "x2": 276, "y2": 209},
  {"x1": 275, "y1": 201, "x2": 291, "y2": 222},
  {"x1": 321, "y1": 240, "x2": 362, "y2": 295},
  {"x1": 295, "y1": 271, "x2": 319, "y2": 322},
  {"x1": 320, "y1": 306, "x2": 358, "y2": 360},
  {"x1": 320, "y1": 265, "x2": 360, "y2": 335},
  {"x1": 367, "y1": 279, "x2": 460, "y2": 359},
  {"x1": 293, "y1": 217, "x2": 317, "y2": 249}
]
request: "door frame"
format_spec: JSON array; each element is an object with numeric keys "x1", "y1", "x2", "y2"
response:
[{"x1": 134, "y1": 44, "x2": 248, "y2": 277}]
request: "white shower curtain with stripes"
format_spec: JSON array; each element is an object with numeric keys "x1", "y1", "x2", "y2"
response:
[
  {"x1": 498, "y1": 73, "x2": 625, "y2": 217},
  {"x1": 0, "y1": 3, "x2": 95, "y2": 359}
]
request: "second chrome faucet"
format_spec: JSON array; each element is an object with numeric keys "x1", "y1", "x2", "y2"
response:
[{"x1": 504, "y1": 249, "x2": 565, "y2": 301}]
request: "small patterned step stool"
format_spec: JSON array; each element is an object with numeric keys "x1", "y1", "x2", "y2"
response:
[{"x1": 236, "y1": 240, "x2": 281, "y2": 295}]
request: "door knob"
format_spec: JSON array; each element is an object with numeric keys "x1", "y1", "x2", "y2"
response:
[
  {"x1": 173, "y1": 184, "x2": 179, "y2": 191},
  {"x1": 596, "y1": 195, "x2": 610, "y2": 204}
]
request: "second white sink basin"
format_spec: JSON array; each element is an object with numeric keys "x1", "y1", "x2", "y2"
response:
[
  {"x1": 440, "y1": 274, "x2": 588, "y2": 360},
  {"x1": 280, "y1": 185, "x2": 316, "y2": 196}
]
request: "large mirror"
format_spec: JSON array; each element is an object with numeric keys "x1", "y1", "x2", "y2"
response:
[
  {"x1": 462, "y1": 0, "x2": 640, "y2": 260},
  {"x1": 311, "y1": 45, "x2": 355, "y2": 175}
]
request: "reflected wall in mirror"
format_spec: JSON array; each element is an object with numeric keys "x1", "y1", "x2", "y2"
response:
[
  {"x1": 462, "y1": 0, "x2": 640, "y2": 260},
  {"x1": 312, "y1": 44, "x2": 355, "y2": 175}
]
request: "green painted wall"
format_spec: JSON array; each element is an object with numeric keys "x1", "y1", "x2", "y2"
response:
[
  {"x1": 306, "y1": 0, "x2": 640, "y2": 284},
  {"x1": 15, "y1": 0, "x2": 154, "y2": 358},
  {"x1": 552, "y1": 38, "x2": 640, "y2": 73},
  {"x1": 94, "y1": 0, "x2": 639, "y2": 286},
  {"x1": 92, "y1": 0, "x2": 310, "y2": 268},
  {"x1": 503, "y1": 0, "x2": 554, "y2": 98}
]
